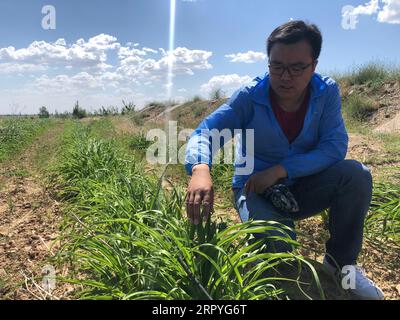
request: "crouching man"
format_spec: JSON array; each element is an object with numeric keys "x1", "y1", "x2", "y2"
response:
[{"x1": 184, "y1": 20, "x2": 384, "y2": 300}]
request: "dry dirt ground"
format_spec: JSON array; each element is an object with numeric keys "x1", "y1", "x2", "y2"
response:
[{"x1": 0, "y1": 124, "x2": 74, "y2": 299}]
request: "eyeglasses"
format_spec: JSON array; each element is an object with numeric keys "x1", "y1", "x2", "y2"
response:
[{"x1": 268, "y1": 61, "x2": 315, "y2": 77}]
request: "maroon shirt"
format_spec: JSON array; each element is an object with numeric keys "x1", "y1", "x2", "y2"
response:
[{"x1": 270, "y1": 86, "x2": 310, "y2": 144}]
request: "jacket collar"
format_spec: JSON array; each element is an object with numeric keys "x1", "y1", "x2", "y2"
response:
[{"x1": 251, "y1": 72, "x2": 328, "y2": 106}]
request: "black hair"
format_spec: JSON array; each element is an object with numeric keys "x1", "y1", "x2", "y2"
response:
[{"x1": 267, "y1": 20, "x2": 322, "y2": 61}]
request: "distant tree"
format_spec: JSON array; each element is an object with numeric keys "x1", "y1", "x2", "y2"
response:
[
  {"x1": 38, "y1": 106, "x2": 50, "y2": 118},
  {"x1": 72, "y1": 100, "x2": 87, "y2": 119},
  {"x1": 210, "y1": 88, "x2": 225, "y2": 101},
  {"x1": 121, "y1": 100, "x2": 136, "y2": 115}
]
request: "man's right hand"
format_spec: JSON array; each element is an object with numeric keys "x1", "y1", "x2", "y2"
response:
[{"x1": 186, "y1": 164, "x2": 214, "y2": 225}]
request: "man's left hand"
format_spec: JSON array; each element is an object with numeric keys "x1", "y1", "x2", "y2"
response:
[{"x1": 245, "y1": 164, "x2": 288, "y2": 196}]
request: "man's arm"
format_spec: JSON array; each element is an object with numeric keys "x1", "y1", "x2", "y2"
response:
[
  {"x1": 185, "y1": 87, "x2": 253, "y2": 175},
  {"x1": 279, "y1": 82, "x2": 348, "y2": 179},
  {"x1": 185, "y1": 86, "x2": 254, "y2": 224}
]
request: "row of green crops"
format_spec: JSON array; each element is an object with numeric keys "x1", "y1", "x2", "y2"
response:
[
  {"x1": 365, "y1": 182, "x2": 400, "y2": 245},
  {"x1": 51, "y1": 121, "x2": 327, "y2": 300},
  {"x1": 0, "y1": 117, "x2": 53, "y2": 162}
]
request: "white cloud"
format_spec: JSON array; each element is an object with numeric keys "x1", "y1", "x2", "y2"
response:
[
  {"x1": 27, "y1": 72, "x2": 105, "y2": 95},
  {"x1": 352, "y1": 0, "x2": 380, "y2": 15},
  {"x1": 0, "y1": 34, "x2": 215, "y2": 113},
  {"x1": 377, "y1": 0, "x2": 400, "y2": 24},
  {"x1": 225, "y1": 51, "x2": 267, "y2": 64},
  {"x1": 0, "y1": 35, "x2": 213, "y2": 94},
  {"x1": 99, "y1": 72, "x2": 124, "y2": 82},
  {"x1": 342, "y1": 0, "x2": 379, "y2": 29},
  {"x1": 54, "y1": 39, "x2": 66, "y2": 46},
  {"x1": 118, "y1": 45, "x2": 148, "y2": 59},
  {"x1": 343, "y1": 0, "x2": 400, "y2": 27},
  {"x1": 99, "y1": 72, "x2": 129, "y2": 88},
  {"x1": 200, "y1": 74, "x2": 253, "y2": 96},
  {"x1": 0, "y1": 63, "x2": 47, "y2": 74},
  {"x1": 0, "y1": 33, "x2": 120, "y2": 72},
  {"x1": 143, "y1": 47, "x2": 158, "y2": 54},
  {"x1": 117, "y1": 46, "x2": 212, "y2": 81},
  {"x1": 27, "y1": 70, "x2": 139, "y2": 96}
]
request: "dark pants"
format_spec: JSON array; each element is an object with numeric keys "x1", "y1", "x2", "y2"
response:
[{"x1": 233, "y1": 159, "x2": 373, "y2": 267}]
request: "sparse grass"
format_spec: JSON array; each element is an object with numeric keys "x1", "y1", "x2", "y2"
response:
[
  {"x1": 374, "y1": 165, "x2": 400, "y2": 186},
  {"x1": 128, "y1": 131, "x2": 152, "y2": 151},
  {"x1": 34, "y1": 121, "x2": 67, "y2": 173},
  {"x1": 365, "y1": 181, "x2": 400, "y2": 245},
  {"x1": 145, "y1": 101, "x2": 167, "y2": 110},
  {"x1": 0, "y1": 117, "x2": 52, "y2": 163},
  {"x1": 342, "y1": 94, "x2": 378, "y2": 123},
  {"x1": 358, "y1": 132, "x2": 400, "y2": 166},
  {"x1": 375, "y1": 132, "x2": 400, "y2": 154},
  {"x1": 87, "y1": 117, "x2": 116, "y2": 139},
  {"x1": 193, "y1": 104, "x2": 207, "y2": 118},
  {"x1": 130, "y1": 112, "x2": 146, "y2": 126},
  {"x1": 4, "y1": 168, "x2": 30, "y2": 178},
  {"x1": 334, "y1": 62, "x2": 400, "y2": 95},
  {"x1": 345, "y1": 63, "x2": 390, "y2": 86},
  {"x1": 389, "y1": 68, "x2": 400, "y2": 84},
  {"x1": 373, "y1": 132, "x2": 400, "y2": 163}
]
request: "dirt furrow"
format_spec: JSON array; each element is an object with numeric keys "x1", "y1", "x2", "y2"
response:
[{"x1": 0, "y1": 122, "x2": 73, "y2": 299}]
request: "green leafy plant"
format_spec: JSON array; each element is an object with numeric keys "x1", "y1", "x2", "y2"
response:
[{"x1": 52, "y1": 122, "x2": 325, "y2": 300}]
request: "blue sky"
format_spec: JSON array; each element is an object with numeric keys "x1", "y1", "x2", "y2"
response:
[{"x1": 0, "y1": 0, "x2": 399, "y2": 114}]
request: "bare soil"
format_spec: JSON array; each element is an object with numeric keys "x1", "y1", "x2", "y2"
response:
[{"x1": 0, "y1": 124, "x2": 74, "y2": 299}]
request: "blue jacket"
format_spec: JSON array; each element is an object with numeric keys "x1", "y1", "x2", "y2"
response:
[{"x1": 185, "y1": 73, "x2": 349, "y2": 189}]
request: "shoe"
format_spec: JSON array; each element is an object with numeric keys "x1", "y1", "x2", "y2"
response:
[{"x1": 323, "y1": 257, "x2": 385, "y2": 300}]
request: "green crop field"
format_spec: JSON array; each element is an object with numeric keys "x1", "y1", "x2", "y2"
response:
[{"x1": 0, "y1": 64, "x2": 400, "y2": 300}]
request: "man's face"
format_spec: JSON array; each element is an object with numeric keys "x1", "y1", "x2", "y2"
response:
[{"x1": 268, "y1": 40, "x2": 317, "y2": 100}]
